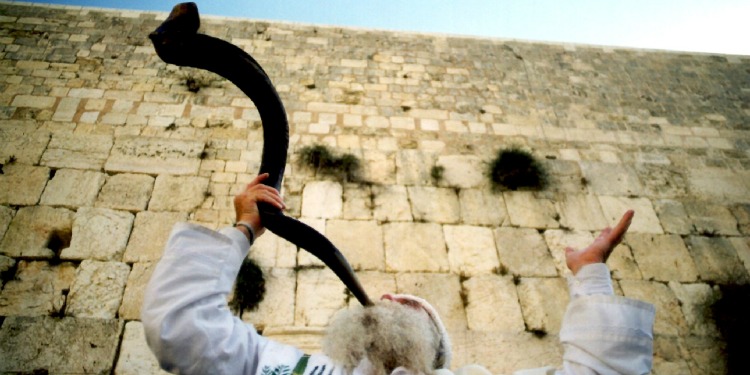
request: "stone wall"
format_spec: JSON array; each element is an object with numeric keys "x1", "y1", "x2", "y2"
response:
[{"x1": 1, "y1": 1, "x2": 749, "y2": 374}]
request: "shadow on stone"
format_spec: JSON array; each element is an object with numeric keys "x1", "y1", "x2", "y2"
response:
[{"x1": 712, "y1": 284, "x2": 750, "y2": 374}]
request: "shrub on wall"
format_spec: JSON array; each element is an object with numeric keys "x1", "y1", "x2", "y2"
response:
[{"x1": 488, "y1": 147, "x2": 548, "y2": 191}]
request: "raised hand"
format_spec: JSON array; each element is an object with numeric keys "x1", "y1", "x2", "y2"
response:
[
  {"x1": 233, "y1": 173, "x2": 285, "y2": 239},
  {"x1": 565, "y1": 210, "x2": 634, "y2": 275}
]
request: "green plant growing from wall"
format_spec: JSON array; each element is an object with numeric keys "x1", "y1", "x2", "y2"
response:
[
  {"x1": 430, "y1": 165, "x2": 445, "y2": 185},
  {"x1": 298, "y1": 144, "x2": 362, "y2": 183},
  {"x1": 230, "y1": 257, "x2": 266, "y2": 316},
  {"x1": 488, "y1": 147, "x2": 548, "y2": 191}
]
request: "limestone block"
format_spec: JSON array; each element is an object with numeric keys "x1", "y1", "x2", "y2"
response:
[
  {"x1": 243, "y1": 268, "x2": 296, "y2": 329},
  {"x1": 118, "y1": 262, "x2": 156, "y2": 320},
  {"x1": 685, "y1": 236, "x2": 750, "y2": 284},
  {"x1": 41, "y1": 133, "x2": 113, "y2": 170},
  {"x1": 654, "y1": 199, "x2": 692, "y2": 235},
  {"x1": 458, "y1": 189, "x2": 507, "y2": 226},
  {"x1": 0, "y1": 164, "x2": 49, "y2": 205},
  {"x1": 66, "y1": 260, "x2": 130, "y2": 319},
  {"x1": 105, "y1": 135, "x2": 204, "y2": 175},
  {"x1": 345, "y1": 271, "x2": 397, "y2": 308},
  {"x1": 543, "y1": 159, "x2": 586, "y2": 194},
  {"x1": 0, "y1": 260, "x2": 76, "y2": 316},
  {"x1": 114, "y1": 321, "x2": 170, "y2": 375},
  {"x1": 687, "y1": 167, "x2": 750, "y2": 203},
  {"x1": 0, "y1": 206, "x2": 74, "y2": 258},
  {"x1": 249, "y1": 231, "x2": 297, "y2": 269},
  {"x1": 263, "y1": 326, "x2": 326, "y2": 355},
  {"x1": 0, "y1": 206, "x2": 12, "y2": 242},
  {"x1": 361, "y1": 149, "x2": 396, "y2": 185},
  {"x1": 295, "y1": 268, "x2": 347, "y2": 326},
  {"x1": 123, "y1": 211, "x2": 187, "y2": 262},
  {"x1": 342, "y1": 184, "x2": 372, "y2": 220},
  {"x1": 62, "y1": 207, "x2": 134, "y2": 261},
  {"x1": 395, "y1": 273, "x2": 467, "y2": 330},
  {"x1": 620, "y1": 279, "x2": 687, "y2": 335},
  {"x1": 684, "y1": 201, "x2": 740, "y2": 236},
  {"x1": 730, "y1": 203, "x2": 750, "y2": 235},
  {"x1": 396, "y1": 149, "x2": 435, "y2": 186},
  {"x1": 445, "y1": 225, "x2": 499, "y2": 274},
  {"x1": 494, "y1": 227, "x2": 558, "y2": 277},
  {"x1": 682, "y1": 335, "x2": 728, "y2": 374},
  {"x1": 607, "y1": 243, "x2": 643, "y2": 280},
  {"x1": 627, "y1": 233, "x2": 698, "y2": 282},
  {"x1": 503, "y1": 191, "x2": 560, "y2": 229},
  {"x1": 516, "y1": 277, "x2": 569, "y2": 333},
  {"x1": 635, "y1": 163, "x2": 688, "y2": 198},
  {"x1": 0, "y1": 316, "x2": 123, "y2": 374},
  {"x1": 149, "y1": 175, "x2": 209, "y2": 212},
  {"x1": 301, "y1": 180, "x2": 343, "y2": 219},
  {"x1": 383, "y1": 222, "x2": 449, "y2": 272},
  {"x1": 543, "y1": 229, "x2": 594, "y2": 276},
  {"x1": 452, "y1": 330, "x2": 562, "y2": 375},
  {"x1": 326, "y1": 220, "x2": 384, "y2": 270},
  {"x1": 408, "y1": 186, "x2": 460, "y2": 224},
  {"x1": 372, "y1": 184, "x2": 412, "y2": 222},
  {"x1": 729, "y1": 237, "x2": 750, "y2": 275},
  {"x1": 0, "y1": 123, "x2": 50, "y2": 164},
  {"x1": 579, "y1": 161, "x2": 643, "y2": 196},
  {"x1": 463, "y1": 275, "x2": 525, "y2": 332},
  {"x1": 652, "y1": 335, "x2": 691, "y2": 375},
  {"x1": 40, "y1": 169, "x2": 105, "y2": 209},
  {"x1": 598, "y1": 196, "x2": 664, "y2": 234},
  {"x1": 96, "y1": 173, "x2": 155, "y2": 212},
  {"x1": 435, "y1": 155, "x2": 485, "y2": 188},
  {"x1": 668, "y1": 282, "x2": 721, "y2": 337},
  {"x1": 556, "y1": 194, "x2": 607, "y2": 231}
]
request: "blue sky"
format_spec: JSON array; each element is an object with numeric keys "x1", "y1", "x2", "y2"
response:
[{"x1": 16, "y1": 0, "x2": 750, "y2": 55}]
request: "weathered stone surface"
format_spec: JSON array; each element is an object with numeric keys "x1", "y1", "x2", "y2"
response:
[
  {"x1": 516, "y1": 277, "x2": 569, "y2": 333},
  {"x1": 620, "y1": 279, "x2": 687, "y2": 335},
  {"x1": 372, "y1": 184, "x2": 412, "y2": 222},
  {"x1": 0, "y1": 206, "x2": 74, "y2": 258},
  {"x1": 635, "y1": 163, "x2": 689, "y2": 198},
  {"x1": 114, "y1": 321, "x2": 170, "y2": 375},
  {"x1": 684, "y1": 201, "x2": 740, "y2": 236},
  {"x1": 463, "y1": 274, "x2": 525, "y2": 332},
  {"x1": 598, "y1": 196, "x2": 664, "y2": 234},
  {"x1": 435, "y1": 155, "x2": 485, "y2": 188},
  {"x1": 383, "y1": 222, "x2": 449, "y2": 272},
  {"x1": 62, "y1": 207, "x2": 134, "y2": 261},
  {"x1": 342, "y1": 184, "x2": 373, "y2": 220},
  {"x1": 556, "y1": 194, "x2": 607, "y2": 231},
  {"x1": 607, "y1": 243, "x2": 643, "y2": 280},
  {"x1": 685, "y1": 236, "x2": 750, "y2": 284},
  {"x1": 105, "y1": 136, "x2": 204, "y2": 175},
  {"x1": 0, "y1": 205, "x2": 13, "y2": 242},
  {"x1": 326, "y1": 219, "x2": 384, "y2": 270},
  {"x1": 580, "y1": 161, "x2": 643, "y2": 196},
  {"x1": 682, "y1": 335, "x2": 728, "y2": 375},
  {"x1": 0, "y1": 260, "x2": 76, "y2": 316},
  {"x1": 118, "y1": 262, "x2": 156, "y2": 320},
  {"x1": 494, "y1": 227, "x2": 558, "y2": 277},
  {"x1": 41, "y1": 133, "x2": 113, "y2": 170},
  {"x1": 345, "y1": 271, "x2": 397, "y2": 308},
  {"x1": 66, "y1": 260, "x2": 130, "y2": 319},
  {"x1": 0, "y1": 122, "x2": 50, "y2": 164},
  {"x1": 504, "y1": 191, "x2": 560, "y2": 229},
  {"x1": 451, "y1": 330, "x2": 562, "y2": 374},
  {"x1": 295, "y1": 268, "x2": 347, "y2": 326},
  {"x1": 687, "y1": 168, "x2": 750, "y2": 203},
  {"x1": 730, "y1": 203, "x2": 750, "y2": 235},
  {"x1": 0, "y1": 316, "x2": 123, "y2": 374},
  {"x1": 301, "y1": 180, "x2": 343, "y2": 219},
  {"x1": 396, "y1": 272, "x2": 467, "y2": 330},
  {"x1": 729, "y1": 237, "x2": 750, "y2": 275},
  {"x1": 249, "y1": 231, "x2": 298, "y2": 269},
  {"x1": 0, "y1": 254, "x2": 15, "y2": 289},
  {"x1": 445, "y1": 225, "x2": 498, "y2": 274},
  {"x1": 149, "y1": 174, "x2": 209, "y2": 212},
  {"x1": 263, "y1": 326, "x2": 326, "y2": 355},
  {"x1": 243, "y1": 268, "x2": 296, "y2": 329},
  {"x1": 408, "y1": 186, "x2": 460, "y2": 224},
  {"x1": 396, "y1": 149, "x2": 435, "y2": 185},
  {"x1": 652, "y1": 335, "x2": 691, "y2": 374},
  {"x1": 0, "y1": 164, "x2": 49, "y2": 206},
  {"x1": 543, "y1": 159, "x2": 586, "y2": 194},
  {"x1": 654, "y1": 199, "x2": 693, "y2": 235},
  {"x1": 458, "y1": 189, "x2": 507, "y2": 226},
  {"x1": 627, "y1": 234, "x2": 699, "y2": 282},
  {"x1": 123, "y1": 211, "x2": 187, "y2": 262},
  {"x1": 40, "y1": 169, "x2": 106, "y2": 209},
  {"x1": 96, "y1": 173, "x2": 155, "y2": 212},
  {"x1": 668, "y1": 282, "x2": 721, "y2": 337},
  {"x1": 543, "y1": 229, "x2": 595, "y2": 276}
]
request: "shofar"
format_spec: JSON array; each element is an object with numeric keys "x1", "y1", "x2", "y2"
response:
[{"x1": 149, "y1": 2, "x2": 373, "y2": 306}]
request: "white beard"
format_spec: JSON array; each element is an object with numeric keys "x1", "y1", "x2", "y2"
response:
[{"x1": 322, "y1": 300, "x2": 441, "y2": 375}]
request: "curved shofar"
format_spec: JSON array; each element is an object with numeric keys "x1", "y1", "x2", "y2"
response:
[{"x1": 150, "y1": 2, "x2": 373, "y2": 306}]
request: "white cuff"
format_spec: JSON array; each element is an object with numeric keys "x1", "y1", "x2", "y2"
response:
[{"x1": 566, "y1": 263, "x2": 614, "y2": 298}]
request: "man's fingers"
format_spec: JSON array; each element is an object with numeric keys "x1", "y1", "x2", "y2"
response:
[
  {"x1": 609, "y1": 210, "x2": 635, "y2": 244},
  {"x1": 247, "y1": 173, "x2": 270, "y2": 188}
]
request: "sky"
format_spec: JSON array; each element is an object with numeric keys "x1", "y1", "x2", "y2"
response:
[{"x1": 15, "y1": 0, "x2": 750, "y2": 56}]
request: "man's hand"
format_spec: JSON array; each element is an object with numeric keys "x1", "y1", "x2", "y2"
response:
[
  {"x1": 233, "y1": 173, "x2": 285, "y2": 239},
  {"x1": 565, "y1": 210, "x2": 634, "y2": 275}
]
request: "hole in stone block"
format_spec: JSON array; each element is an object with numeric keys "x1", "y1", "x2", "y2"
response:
[{"x1": 46, "y1": 229, "x2": 72, "y2": 257}]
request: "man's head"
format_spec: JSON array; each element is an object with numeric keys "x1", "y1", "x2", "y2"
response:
[{"x1": 323, "y1": 294, "x2": 451, "y2": 375}]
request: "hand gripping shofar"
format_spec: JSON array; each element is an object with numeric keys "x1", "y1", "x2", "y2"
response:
[{"x1": 150, "y1": 2, "x2": 373, "y2": 307}]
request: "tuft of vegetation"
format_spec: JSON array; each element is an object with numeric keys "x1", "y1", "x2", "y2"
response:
[
  {"x1": 230, "y1": 257, "x2": 266, "y2": 316},
  {"x1": 430, "y1": 165, "x2": 445, "y2": 185},
  {"x1": 488, "y1": 147, "x2": 548, "y2": 191},
  {"x1": 298, "y1": 144, "x2": 361, "y2": 183}
]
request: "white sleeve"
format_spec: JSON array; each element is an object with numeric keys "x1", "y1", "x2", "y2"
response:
[{"x1": 141, "y1": 223, "x2": 267, "y2": 374}]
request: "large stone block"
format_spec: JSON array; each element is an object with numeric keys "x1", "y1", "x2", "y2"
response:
[
  {"x1": 96, "y1": 173, "x2": 155, "y2": 212},
  {"x1": 123, "y1": 211, "x2": 187, "y2": 263},
  {"x1": 635, "y1": 163, "x2": 689, "y2": 198},
  {"x1": 730, "y1": 203, "x2": 750, "y2": 235},
  {"x1": 408, "y1": 186, "x2": 460, "y2": 224},
  {"x1": 295, "y1": 268, "x2": 347, "y2": 326},
  {"x1": 729, "y1": 237, "x2": 750, "y2": 276},
  {"x1": 66, "y1": 260, "x2": 130, "y2": 319},
  {"x1": 654, "y1": 199, "x2": 693, "y2": 235},
  {"x1": 503, "y1": 191, "x2": 560, "y2": 229},
  {"x1": 326, "y1": 219, "x2": 384, "y2": 270},
  {"x1": 668, "y1": 282, "x2": 721, "y2": 337},
  {"x1": 627, "y1": 233, "x2": 699, "y2": 282},
  {"x1": 463, "y1": 274, "x2": 525, "y2": 332},
  {"x1": 62, "y1": 207, "x2": 134, "y2": 261},
  {"x1": 0, "y1": 260, "x2": 76, "y2": 316},
  {"x1": 0, "y1": 206, "x2": 74, "y2": 258},
  {"x1": 118, "y1": 261, "x2": 156, "y2": 321},
  {"x1": 0, "y1": 206, "x2": 13, "y2": 243},
  {"x1": 243, "y1": 268, "x2": 296, "y2": 329},
  {"x1": 435, "y1": 155, "x2": 485, "y2": 188},
  {"x1": 684, "y1": 201, "x2": 740, "y2": 236},
  {"x1": 342, "y1": 184, "x2": 373, "y2": 220},
  {"x1": 105, "y1": 136, "x2": 204, "y2": 175},
  {"x1": 682, "y1": 335, "x2": 728, "y2": 375},
  {"x1": 0, "y1": 122, "x2": 50, "y2": 164},
  {"x1": 580, "y1": 161, "x2": 643, "y2": 196},
  {"x1": 687, "y1": 167, "x2": 750, "y2": 203},
  {"x1": 383, "y1": 222, "x2": 449, "y2": 272},
  {"x1": 41, "y1": 133, "x2": 113, "y2": 170},
  {"x1": 345, "y1": 271, "x2": 397, "y2": 308},
  {"x1": 40, "y1": 169, "x2": 105, "y2": 209},
  {"x1": 685, "y1": 236, "x2": 750, "y2": 284},
  {"x1": 458, "y1": 189, "x2": 508, "y2": 226},
  {"x1": 149, "y1": 174, "x2": 210, "y2": 212},
  {"x1": 543, "y1": 229, "x2": 595, "y2": 275},
  {"x1": 598, "y1": 196, "x2": 664, "y2": 234},
  {"x1": 372, "y1": 184, "x2": 412, "y2": 222},
  {"x1": 606, "y1": 243, "x2": 643, "y2": 280},
  {"x1": 444, "y1": 225, "x2": 499, "y2": 274},
  {"x1": 620, "y1": 279, "x2": 687, "y2": 335},
  {"x1": 451, "y1": 331, "x2": 562, "y2": 374},
  {"x1": 556, "y1": 194, "x2": 607, "y2": 231},
  {"x1": 494, "y1": 227, "x2": 558, "y2": 277},
  {"x1": 0, "y1": 164, "x2": 49, "y2": 206},
  {"x1": 395, "y1": 273, "x2": 467, "y2": 331},
  {"x1": 301, "y1": 180, "x2": 343, "y2": 219},
  {"x1": 114, "y1": 321, "x2": 171, "y2": 375},
  {"x1": 0, "y1": 316, "x2": 123, "y2": 374},
  {"x1": 249, "y1": 231, "x2": 298, "y2": 269},
  {"x1": 516, "y1": 277, "x2": 569, "y2": 333},
  {"x1": 396, "y1": 149, "x2": 435, "y2": 186}
]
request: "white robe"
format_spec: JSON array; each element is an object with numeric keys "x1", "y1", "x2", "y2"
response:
[{"x1": 142, "y1": 223, "x2": 654, "y2": 375}]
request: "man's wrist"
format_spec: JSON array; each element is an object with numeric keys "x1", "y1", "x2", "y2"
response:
[{"x1": 234, "y1": 221, "x2": 255, "y2": 244}]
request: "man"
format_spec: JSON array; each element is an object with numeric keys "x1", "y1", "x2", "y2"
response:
[{"x1": 142, "y1": 174, "x2": 654, "y2": 374}]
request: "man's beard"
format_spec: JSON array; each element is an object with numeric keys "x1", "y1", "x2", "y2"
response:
[{"x1": 322, "y1": 300, "x2": 441, "y2": 375}]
